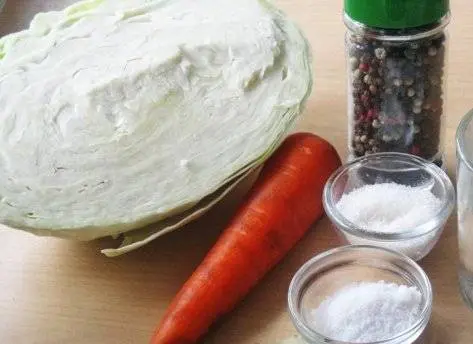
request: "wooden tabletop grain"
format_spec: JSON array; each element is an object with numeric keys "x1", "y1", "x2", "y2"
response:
[{"x1": 1, "y1": 1, "x2": 473, "y2": 343}]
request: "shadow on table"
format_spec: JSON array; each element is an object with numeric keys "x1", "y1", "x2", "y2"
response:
[
  {"x1": 27, "y1": 180, "x2": 340, "y2": 343},
  {"x1": 420, "y1": 214, "x2": 473, "y2": 344}
]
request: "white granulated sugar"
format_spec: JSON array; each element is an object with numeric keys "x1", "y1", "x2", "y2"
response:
[
  {"x1": 310, "y1": 281, "x2": 422, "y2": 343},
  {"x1": 336, "y1": 183, "x2": 442, "y2": 233}
]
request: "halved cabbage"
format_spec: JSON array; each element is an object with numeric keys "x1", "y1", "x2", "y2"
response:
[
  {"x1": 0, "y1": 0, "x2": 312, "y2": 242},
  {"x1": 102, "y1": 167, "x2": 259, "y2": 257}
]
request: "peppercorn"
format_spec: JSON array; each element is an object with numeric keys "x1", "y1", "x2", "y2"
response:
[
  {"x1": 375, "y1": 47, "x2": 386, "y2": 60},
  {"x1": 428, "y1": 46, "x2": 438, "y2": 57},
  {"x1": 350, "y1": 57, "x2": 359, "y2": 70},
  {"x1": 404, "y1": 77, "x2": 414, "y2": 86},
  {"x1": 363, "y1": 74, "x2": 373, "y2": 84},
  {"x1": 347, "y1": 30, "x2": 446, "y2": 162},
  {"x1": 414, "y1": 98, "x2": 423, "y2": 107}
]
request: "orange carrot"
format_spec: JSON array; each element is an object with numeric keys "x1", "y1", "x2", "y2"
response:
[{"x1": 151, "y1": 132, "x2": 341, "y2": 344}]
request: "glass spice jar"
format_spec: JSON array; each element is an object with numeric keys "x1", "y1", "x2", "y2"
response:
[{"x1": 344, "y1": 0, "x2": 450, "y2": 168}]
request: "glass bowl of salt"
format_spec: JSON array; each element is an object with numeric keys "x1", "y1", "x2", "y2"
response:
[
  {"x1": 323, "y1": 152, "x2": 455, "y2": 261},
  {"x1": 288, "y1": 245, "x2": 433, "y2": 344}
]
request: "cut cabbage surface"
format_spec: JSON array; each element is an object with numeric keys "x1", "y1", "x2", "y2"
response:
[
  {"x1": 0, "y1": 0, "x2": 312, "y2": 240},
  {"x1": 102, "y1": 167, "x2": 259, "y2": 257}
]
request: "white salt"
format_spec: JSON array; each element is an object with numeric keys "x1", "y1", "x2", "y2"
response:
[
  {"x1": 336, "y1": 183, "x2": 442, "y2": 233},
  {"x1": 342, "y1": 229, "x2": 437, "y2": 261},
  {"x1": 310, "y1": 281, "x2": 422, "y2": 343}
]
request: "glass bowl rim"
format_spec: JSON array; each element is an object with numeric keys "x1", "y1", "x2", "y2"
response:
[
  {"x1": 456, "y1": 108, "x2": 473, "y2": 173},
  {"x1": 287, "y1": 245, "x2": 433, "y2": 344},
  {"x1": 323, "y1": 152, "x2": 455, "y2": 241}
]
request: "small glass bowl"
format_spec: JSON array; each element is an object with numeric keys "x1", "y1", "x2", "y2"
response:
[
  {"x1": 323, "y1": 152, "x2": 455, "y2": 261},
  {"x1": 288, "y1": 245, "x2": 433, "y2": 344}
]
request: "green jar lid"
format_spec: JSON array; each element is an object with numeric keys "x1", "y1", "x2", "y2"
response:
[{"x1": 344, "y1": 0, "x2": 449, "y2": 29}]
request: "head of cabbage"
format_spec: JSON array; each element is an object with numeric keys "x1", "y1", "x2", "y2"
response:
[{"x1": 0, "y1": 0, "x2": 312, "y2": 255}]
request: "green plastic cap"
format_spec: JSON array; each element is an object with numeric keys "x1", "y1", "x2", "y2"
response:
[{"x1": 344, "y1": 0, "x2": 450, "y2": 29}]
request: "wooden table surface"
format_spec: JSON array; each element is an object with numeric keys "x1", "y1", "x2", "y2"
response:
[{"x1": 1, "y1": 0, "x2": 473, "y2": 343}]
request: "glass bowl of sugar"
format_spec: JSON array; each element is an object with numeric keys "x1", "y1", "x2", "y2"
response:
[
  {"x1": 288, "y1": 245, "x2": 433, "y2": 344},
  {"x1": 323, "y1": 152, "x2": 455, "y2": 261}
]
